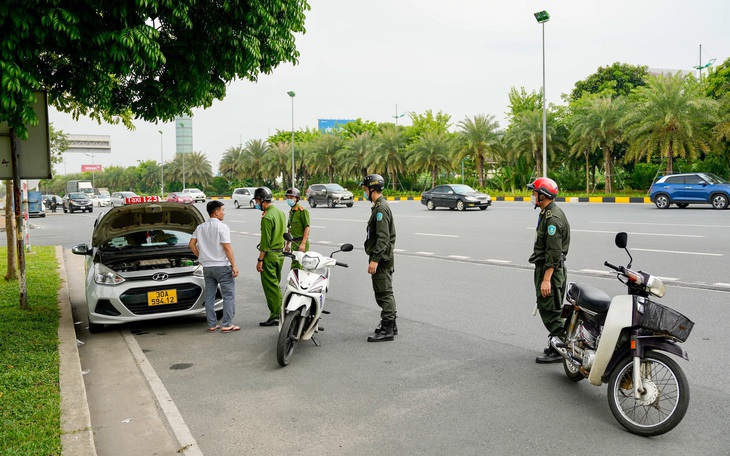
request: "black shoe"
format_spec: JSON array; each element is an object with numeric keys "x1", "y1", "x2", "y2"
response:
[
  {"x1": 535, "y1": 349, "x2": 562, "y2": 364},
  {"x1": 368, "y1": 320, "x2": 395, "y2": 342},
  {"x1": 374, "y1": 320, "x2": 398, "y2": 336},
  {"x1": 259, "y1": 318, "x2": 278, "y2": 327}
]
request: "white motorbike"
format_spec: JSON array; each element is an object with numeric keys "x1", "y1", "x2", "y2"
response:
[
  {"x1": 277, "y1": 233, "x2": 353, "y2": 367},
  {"x1": 553, "y1": 232, "x2": 694, "y2": 436}
]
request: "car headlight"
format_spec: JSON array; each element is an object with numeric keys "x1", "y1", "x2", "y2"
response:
[
  {"x1": 94, "y1": 263, "x2": 125, "y2": 285},
  {"x1": 193, "y1": 265, "x2": 204, "y2": 277},
  {"x1": 301, "y1": 255, "x2": 320, "y2": 270},
  {"x1": 465, "y1": 196, "x2": 478, "y2": 202}
]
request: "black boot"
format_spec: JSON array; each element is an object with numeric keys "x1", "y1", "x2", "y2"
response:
[
  {"x1": 373, "y1": 318, "x2": 398, "y2": 336},
  {"x1": 368, "y1": 320, "x2": 394, "y2": 342}
]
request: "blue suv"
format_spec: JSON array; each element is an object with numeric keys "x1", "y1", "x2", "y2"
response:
[{"x1": 649, "y1": 173, "x2": 730, "y2": 209}]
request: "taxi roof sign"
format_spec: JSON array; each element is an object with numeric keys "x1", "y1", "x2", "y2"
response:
[{"x1": 125, "y1": 195, "x2": 160, "y2": 204}]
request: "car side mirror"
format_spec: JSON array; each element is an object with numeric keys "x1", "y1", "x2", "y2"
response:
[{"x1": 72, "y1": 243, "x2": 91, "y2": 256}]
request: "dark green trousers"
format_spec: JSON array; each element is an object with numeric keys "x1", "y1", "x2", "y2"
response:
[
  {"x1": 533, "y1": 264, "x2": 566, "y2": 337},
  {"x1": 261, "y1": 253, "x2": 284, "y2": 319},
  {"x1": 372, "y1": 267, "x2": 397, "y2": 321}
]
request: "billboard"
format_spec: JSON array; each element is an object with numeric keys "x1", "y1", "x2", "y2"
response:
[
  {"x1": 82, "y1": 164, "x2": 102, "y2": 172},
  {"x1": 318, "y1": 119, "x2": 355, "y2": 133},
  {"x1": 0, "y1": 92, "x2": 52, "y2": 179}
]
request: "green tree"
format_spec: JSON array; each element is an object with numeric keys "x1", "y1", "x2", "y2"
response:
[
  {"x1": 264, "y1": 141, "x2": 293, "y2": 190},
  {"x1": 455, "y1": 114, "x2": 501, "y2": 187},
  {"x1": 369, "y1": 124, "x2": 406, "y2": 190},
  {"x1": 622, "y1": 73, "x2": 719, "y2": 174},
  {"x1": 407, "y1": 130, "x2": 453, "y2": 188},
  {"x1": 570, "y1": 62, "x2": 649, "y2": 100},
  {"x1": 505, "y1": 109, "x2": 556, "y2": 177},
  {"x1": 310, "y1": 134, "x2": 344, "y2": 183},
  {"x1": 219, "y1": 146, "x2": 245, "y2": 181},
  {"x1": 49, "y1": 124, "x2": 69, "y2": 167},
  {"x1": 409, "y1": 110, "x2": 452, "y2": 137},
  {"x1": 338, "y1": 132, "x2": 374, "y2": 181},
  {"x1": 1, "y1": 0, "x2": 310, "y2": 138},
  {"x1": 239, "y1": 139, "x2": 269, "y2": 184},
  {"x1": 569, "y1": 95, "x2": 626, "y2": 192},
  {"x1": 340, "y1": 118, "x2": 379, "y2": 139},
  {"x1": 505, "y1": 87, "x2": 542, "y2": 122}
]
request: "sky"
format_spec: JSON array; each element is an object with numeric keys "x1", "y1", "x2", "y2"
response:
[{"x1": 50, "y1": 0, "x2": 730, "y2": 176}]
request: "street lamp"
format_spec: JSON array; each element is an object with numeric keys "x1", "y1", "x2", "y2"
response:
[
  {"x1": 287, "y1": 91, "x2": 296, "y2": 188},
  {"x1": 393, "y1": 103, "x2": 406, "y2": 126},
  {"x1": 534, "y1": 10, "x2": 549, "y2": 177},
  {"x1": 158, "y1": 130, "x2": 164, "y2": 196},
  {"x1": 179, "y1": 123, "x2": 187, "y2": 189}
]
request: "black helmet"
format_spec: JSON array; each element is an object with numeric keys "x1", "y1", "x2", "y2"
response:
[
  {"x1": 527, "y1": 177, "x2": 559, "y2": 199},
  {"x1": 360, "y1": 174, "x2": 385, "y2": 191},
  {"x1": 285, "y1": 187, "x2": 301, "y2": 198},
  {"x1": 254, "y1": 186, "x2": 273, "y2": 202}
]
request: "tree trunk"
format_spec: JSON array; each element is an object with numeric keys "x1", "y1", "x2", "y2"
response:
[
  {"x1": 584, "y1": 151, "x2": 590, "y2": 194},
  {"x1": 666, "y1": 142, "x2": 674, "y2": 174},
  {"x1": 4, "y1": 180, "x2": 18, "y2": 281},
  {"x1": 604, "y1": 146, "x2": 613, "y2": 194},
  {"x1": 535, "y1": 145, "x2": 543, "y2": 177},
  {"x1": 10, "y1": 129, "x2": 28, "y2": 308},
  {"x1": 477, "y1": 150, "x2": 484, "y2": 188},
  {"x1": 431, "y1": 166, "x2": 437, "y2": 188}
]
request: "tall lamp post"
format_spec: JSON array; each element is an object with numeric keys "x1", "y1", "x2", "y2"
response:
[
  {"x1": 287, "y1": 91, "x2": 296, "y2": 188},
  {"x1": 534, "y1": 10, "x2": 549, "y2": 177},
  {"x1": 393, "y1": 103, "x2": 406, "y2": 126},
  {"x1": 179, "y1": 123, "x2": 187, "y2": 189},
  {"x1": 158, "y1": 130, "x2": 164, "y2": 196}
]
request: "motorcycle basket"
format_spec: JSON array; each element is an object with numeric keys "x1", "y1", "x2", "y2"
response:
[{"x1": 640, "y1": 301, "x2": 694, "y2": 342}]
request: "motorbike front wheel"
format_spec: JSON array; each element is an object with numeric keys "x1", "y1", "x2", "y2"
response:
[
  {"x1": 607, "y1": 351, "x2": 689, "y2": 436},
  {"x1": 277, "y1": 309, "x2": 301, "y2": 367}
]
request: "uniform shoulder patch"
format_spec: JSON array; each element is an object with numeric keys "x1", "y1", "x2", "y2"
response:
[
  {"x1": 376, "y1": 212, "x2": 383, "y2": 221},
  {"x1": 545, "y1": 209, "x2": 552, "y2": 218},
  {"x1": 547, "y1": 225, "x2": 556, "y2": 235}
]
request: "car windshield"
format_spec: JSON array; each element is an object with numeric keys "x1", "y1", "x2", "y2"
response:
[
  {"x1": 121, "y1": 192, "x2": 137, "y2": 197},
  {"x1": 702, "y1": 173, "x2": 728, "y2": 184},
  {"x1": 325, "y1": 184, "x2": 346, "y2": 191},
  {"x1": 70, "y1": 193, "x2": 89, "y2": 199},
  {"x1": 450, "y1": 184, "x2": 477, "y2": 193},
  {"x1": 100, "y1": 229, "x2": 191, "y2": 250},
  {"x1": 99, "y1": 192, "x2": 110, "y2": 198}
]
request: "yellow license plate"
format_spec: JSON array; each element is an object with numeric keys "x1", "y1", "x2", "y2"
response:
[{"x1": 147, "y1": 289, "x2": 177, "y2": 306}]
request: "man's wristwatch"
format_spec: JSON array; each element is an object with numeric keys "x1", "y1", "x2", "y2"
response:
[{"x1": 257, "y1": 258, "x2": 264, "y2": 262}]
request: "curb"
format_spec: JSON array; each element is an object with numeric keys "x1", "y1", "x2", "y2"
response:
[{"x1": 57, "y1": 245, "x2": 97, "y2": 456}]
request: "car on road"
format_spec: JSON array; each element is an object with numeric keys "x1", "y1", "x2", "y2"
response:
[
  {"x1": 71, "y1": 201, "x2": 224, "y2": 333},
  {"x1": 90, "y1": 191, "x2": 111, "y2": 207},
  {"x1": 421, "y1": 184, "x2": 492, "y2": 211},
  {"x1": 232, "y1": 187, "x2": 258, "y2": 209},
  {"x1": 63, "y1": 192, "x2": 93, "y2": 213},
  {"x1": 110, "y1": 191, "x2": 138, "y2": 207},
  {"x1": 305, "y1": 183, "x2": 354, "y2": 208},
  {"x1": 166, "y1": 192, "x2": 194, "y2": 204},
  {"x1": 649, "y1": 172, "x2": 730, "y2": 209},
  {"x1": 42, "y1": 194, "x2": 62, "y2": 212},
  {"x1": 182, "y1": 188, "x2": 206, "y2": 203}
]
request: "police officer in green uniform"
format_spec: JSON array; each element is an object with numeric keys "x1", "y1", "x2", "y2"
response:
[
  {"x1": 527, "y1": 177, "x2": 571, "y2": 363},
  {"x1": 361, "y1": 174, "x2": 398, "y2": 342},
  {"x1": 254, "y1": 187, "x2": 287, "y2": 327},
  {"x1": 284, "y1": 187, "x2": 310, "y2": 269}
]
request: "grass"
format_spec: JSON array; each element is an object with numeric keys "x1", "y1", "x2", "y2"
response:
[{"x1": 0, "y1": 246, "x2": 62, "y2": 456}]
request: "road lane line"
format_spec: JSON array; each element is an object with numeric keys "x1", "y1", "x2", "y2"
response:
[
  {"x1": 656, "y1": 276, "x2": 679, "y2": 282},
  {"x1": 634, "y1": 248, "x2": 722, "y2": 257},
  {"x1": 713, "y1": 283, "x2": 730, "y2": 288},
  {"x1": 485, "y1": 259, "x2": 511, "y2": 264},
  {"x1": 415, "y1": 251, "x2": 435, "y2": 255},
  {"x1": 529, "y1": 227, "x2": 703, "y2": 238},
  {"x1": 414, "y1": 232, "x2": 459, "y2": 238},
  {"x1": 448, "y1": 255, "x2": 470, "y2": 260},
  {"x1": 580, "y1": 269, "x2": 613, "y2": 275},
  {"x1": 592, "y1": 221, "x2": 730, "y2": 229}
]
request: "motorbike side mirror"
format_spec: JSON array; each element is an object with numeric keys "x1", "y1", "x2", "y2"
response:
[
  {"x1": 283, "y1": 233, "x2": 294, "y2": 242},
  {"x1": 615, "y1": 232, "x2": 628, "y2": 249},
  {"x1": 340, "y1": 243, "x2": 354, "y2": 252}
]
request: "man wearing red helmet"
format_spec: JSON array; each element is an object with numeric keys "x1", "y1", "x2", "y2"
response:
[{"x1": 527, "y1": 177, "x2": 571, "y2": 363}]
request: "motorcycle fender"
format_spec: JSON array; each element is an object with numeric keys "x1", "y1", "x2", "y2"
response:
[
  {"x1": 285, "y1": 294, "x2": 312, "y2": 313},
  {"x1": 600, "y1": 339, "x2": 688, "y2": 384},
  {"x1": 588, "y1": 295, "x2": 633, "y2": 386}
]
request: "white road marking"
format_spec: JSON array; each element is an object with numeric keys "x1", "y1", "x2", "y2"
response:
[
  {"x1": 580, "y1": 269, "x2": 613, "y2": 275},
  {"x1": 314, "y1": 217, "x2": 363, "y2": 223},
  {"x1": 634, "y1": 248, "x2": 722, "y2": 257},
  {"x1": 485, "y1": 259, "x2": 511, "y2": 264},
  {"x1": 414, "y1": 232, "x2": 459, "y2": 238},
  {"x1": 593, "y1": 221, "x2": 730, "y2": 229},
  {"x1": 448, "y1": 255, "x2": 470, "y2": 260},
  {"x1": 415, "y1": 251, "x2": 435, "y2": 255},
  {"x1": 394, "y1": 249, "x2": 407, "y2": 253},
  {"x1": 310, "y1": 225, "x2": 327, "y2": 228},
  {"x1": 530, "y1": 227, "x2": 703, "y2": 238},
  {"x1": 656, "y1": 276, "x2": 679, "y2": 282},
  {"x1": 713, "y1": 283, "x2": 730, "y2": 288}
]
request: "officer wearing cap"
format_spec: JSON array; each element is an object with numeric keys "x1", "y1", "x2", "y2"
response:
[
  {"x1": 284, "y1": 187, "x2": 310, "y2": 270},
  {"x1": 254, "y1": 186, "x2": 286, "y2": 327},
  {"x1": 361, "y1": 173, "x2": 398, "y2": 342},
  {"x1": 528, "y1": 177, "x2": 571, "y2": 363}
]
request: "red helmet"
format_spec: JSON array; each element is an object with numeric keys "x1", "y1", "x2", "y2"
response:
[{"x1": 527, "y1": 177, "x2": 559, "y2": 199}]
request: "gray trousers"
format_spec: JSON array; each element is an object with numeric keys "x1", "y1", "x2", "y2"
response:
[
  {"x1": 203, "y1": 265, "x2": 236, "y2": 328},
  {"x1": 372, "y1": 267, "x2": 397, "y2": 321}
]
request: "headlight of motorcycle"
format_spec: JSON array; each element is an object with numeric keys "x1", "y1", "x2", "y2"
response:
[
  {"x1": 647, "y1": 275, "x2": 666, "y2": 298},
  {"x1": 193, "y1": 265, "x2": 204, "y2": 277},
  {"x1": 301, "y1": 255, "x2": 319, "y2": 270},
  {"x1": 94, "y1": 263, "x2": 125, "y2": 285}
]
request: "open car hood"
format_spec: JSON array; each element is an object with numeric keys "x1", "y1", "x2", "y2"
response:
[{"x1": 91, "y1": 202, "x2": 205, "y2": 247}]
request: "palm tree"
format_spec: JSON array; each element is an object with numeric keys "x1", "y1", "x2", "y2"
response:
[
  {"x1": 569, "y1": 96, "x2": 625, "y2": 193},
  {"x1": 97, "y1": 165, "x2": 126, "y2": 191},
  {"x1": 505, "y1": 109, "x2": 564, "y2": 178},
  {"x1": 406, "y1": 130, "x2": 452, "y2": 188},
  {"x1": 338, "y1": 131, "x2": 373, "y2": 181},
  {"x1": 310, "y1": 134, "x2": 343, "y2": 182},
  {"x1": 220, "y1": 146, "x2": 245, "y2": 181},
  {"x1": 368, "y1": 124, "x2": 406, "y2": 190},
  {"x1": 167, "y1": 151, "x2": 213, "y2": 188},
  {"x1": 263, "y1": 141, "x2": 291, "y2": 190},
  {"x1": 622, "y1": 73, "x2": 719, "y2": 174},
  {"x1": 455, "y1": 114, "x2": 501, "y2": 187},
  {"x1": 239, "y1": 139, "x2": 269, "y2": 184}
]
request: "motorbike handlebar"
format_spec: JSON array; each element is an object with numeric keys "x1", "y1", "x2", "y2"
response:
[
  {"x1": 336, "y1": 261, "x2": 349, "y2": 268},
  {"x1": 604, "y1": 261, "x2": 623, "y2": 273}
]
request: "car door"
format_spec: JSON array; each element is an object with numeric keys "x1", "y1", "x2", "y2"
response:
[
  {"x1": 312, "y1": 185, "x2": 325, "y2": 204},
  {"x1": 657, "y1": 176, "x2": 684, "y2": 202},
  {"x1": 682, "y1": 174, "x2": 710, "y2": 202},
  {"x1": 430, "y1": 186, "x2": 446, "y2": 207},
  {"x1": 442, "y1": 185, "x2": 457, "y2": 208}
]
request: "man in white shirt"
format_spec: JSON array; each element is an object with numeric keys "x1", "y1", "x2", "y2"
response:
[{"x1": 189, "y1": 201, "x2": 240, "y2": 332}]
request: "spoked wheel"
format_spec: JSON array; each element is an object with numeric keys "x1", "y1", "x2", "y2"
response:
[
  {"x1": 654, "y1": 194, "x2": 670, "y2": 209},
  {"x1": 456, "y1": 200, "x2": 466, "y2": 211},
  {"x1": 563, "y1": 356, "x2": 585, "y2": 382},
  {"x1": 607, "y1": 351, "x2": 690, "y2": 436},
  {"x1": 234, "y1": 200, "x2": 240, "y2": 209},
  {"x1": 277, "y1": 309, "x2": 301, "y2": 367},
  {"x1": 711, "y1": 193, "x2": 728, "y2": 210},
  {"x1": 426, "y1": 199, "x2": 435, "y2": 211}
]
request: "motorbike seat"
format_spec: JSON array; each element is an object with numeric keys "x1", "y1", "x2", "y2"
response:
[{"x1": 568, "y1": 283, "x2": 611, "y2": 314}]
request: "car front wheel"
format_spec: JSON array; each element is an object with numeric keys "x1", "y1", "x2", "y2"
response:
[
  {"x1": 426, "y1": 199, "x2": 435, "y2": 211},
  {"x1": 711, "y1": 193, "x2": 729, "y2": 210},
  {"x1": 234, "y1": 200, "x2": 240, "y2": 209},
  {"x1": 456, "y1": 200, "x2": 466, "y2": 211},
  {"x1": 654, "y1": 194, "x2": 670, "y2": 209}
]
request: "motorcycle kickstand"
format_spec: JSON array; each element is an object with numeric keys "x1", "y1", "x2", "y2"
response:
[{"x1": 311, "y1": 336, "x2": 320, "y2": 347}]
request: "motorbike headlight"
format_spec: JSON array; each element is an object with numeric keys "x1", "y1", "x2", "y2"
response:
[
  {"x1": 94, "y1": 263, "x2": 125, "y2": 285},
  {"x1": 647, "y1": 275, "x2": 666, "y2": 298},
  {"x1": 301, "y1": 255, "x2": 320, "y2": 270},
  {"x1": 193, "y1": 265, "x2": 204, "y2": 277}
]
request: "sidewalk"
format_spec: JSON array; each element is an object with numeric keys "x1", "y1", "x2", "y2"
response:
[{"x1": 58, "y1": 247, "x2": 202, "y2": 455}]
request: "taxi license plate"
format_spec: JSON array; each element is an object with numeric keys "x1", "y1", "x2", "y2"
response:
[{"x1": 147, "y1": 289, "x2": 177, "y2": 306}]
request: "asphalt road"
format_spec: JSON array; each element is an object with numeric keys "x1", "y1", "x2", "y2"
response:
[{"x1": 10, "y1": 200, "x2": 730, "y2": 455}]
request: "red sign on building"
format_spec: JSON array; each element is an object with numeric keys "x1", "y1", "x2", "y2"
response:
[{"x1": 82, "y1": 164, "x2": 102, "y2": 172}]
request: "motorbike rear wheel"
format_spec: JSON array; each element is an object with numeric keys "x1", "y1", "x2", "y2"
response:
[
  {"x1": 607, "y1": 351, "x2": 689, "y2": 436},
  {"x1": 277, "y1": 309, "x2": 301, "y2": 367}
]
